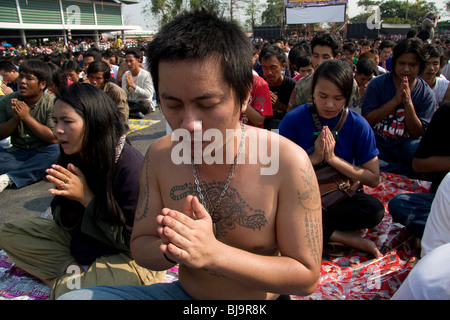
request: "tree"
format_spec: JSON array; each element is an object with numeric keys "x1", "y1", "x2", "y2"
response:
[
  {"x1": 140, "y1": 0, "x2": 223, "y2": 27},
  {"x1": 261, "y1": 0, "x2": 284, "y2": 26},
  {"x1": 379, "y1": 0, "x2": 438, "y2": 28},
  {"x1": 243, "y1": 0, "x2": 261, "y2": 30},
  {"x1": 352, "y1": 0, "x2": 439, "y2": 29}
]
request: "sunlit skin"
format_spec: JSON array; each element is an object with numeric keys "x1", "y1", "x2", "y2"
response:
[
  {"x1": 64, "y1": 70, "x2": 79, "y2": 84},
  {"x1": 421, "y1": 56, "x2": 440, "y2": 87},
  {"x1": 124, "y1": 54, "x2": 141, "y2": 90},
  {"x1": 344, "y1": 49, "x2": 356, "y2": 65},
  {"x1": 261, "y1": 55, "x2": 284, "y2": 87},
  {"x1": 159, "y1": 57, "x2": 245, "y2": 157},
  {"x1": 87, "y1": 71, "x2": 106, "y2": 90},
  {"x1": 261, "y1": 55, "x2": 287, "y2": 111},
  {"x1": 129, "y1": 56, "x2": 323, "y2": 299},
  {"x1": 17, "y1": 72, "x2": 45, "y2": 104},
  {"x1": 299, "y1": 65, "x2": 314, "y2": 78},
  {"x1": 0, "y1": 69, "x2": 18, "y2": 86},
  {"x1": 82, "y1": 56, "x2": 95, "y2": 71},
  {"x1": 313, "y1": 78, "x2": 346, "y2": 119},
  {"x1": 311, "y1": 45, "x2": 338, "y2": 69},
  {"x1": 392, "y1": 52, "x2": 420, "y2": 89},
  {"x1": 288, "y1": 45, "x2": 339, "y2": 111},
  {"x1": 355, "y1": 72, "x2": 374, "y2": 101},
  {"x1": 52, "y1": 100, "x2": 85, "y2": 155},
  {"x1": 360, "y1": 45, "x2": 371, "y2": 54},
  {"x1": 379, "y1": 47, "x2": 393, "y2": 70}
]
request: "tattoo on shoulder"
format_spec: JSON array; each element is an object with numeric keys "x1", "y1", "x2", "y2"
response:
[
  {"x1": 296, "y1": 165, "x2": 321, "y2": 210},
  {"x1": 170, "y1": 182, "x2": 267, "y2": 238}
]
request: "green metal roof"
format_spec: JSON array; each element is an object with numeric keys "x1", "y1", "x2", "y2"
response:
[
  {"x1": 0, "y1": 0, "x2": 137, "y2": 29},
  {"x1": 96, "y1": 3, "x2": 122, "y2": 25},
  {"x1": 0, "y1": 0, "x2": 20, "y2": 23},
  {"x1": 19, "y1": 0, "x2": 62, "y2": 24}
]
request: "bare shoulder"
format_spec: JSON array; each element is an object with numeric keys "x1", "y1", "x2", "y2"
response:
[{"x1": 143, "y1": 134, "x2": 174, "y2": 163}]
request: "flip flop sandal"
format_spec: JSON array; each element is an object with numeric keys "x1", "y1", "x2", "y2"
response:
[{"x1": 325, "y1": 242, "x2": 349, "y2": 257}]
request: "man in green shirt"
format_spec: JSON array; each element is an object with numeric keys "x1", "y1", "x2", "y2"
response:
[
  {"x1": 288, "y1": 32, "x2": 360, "y2": 112},
  {"x1": 0, "y1": 59, "x2": 59, "y2": 192}
]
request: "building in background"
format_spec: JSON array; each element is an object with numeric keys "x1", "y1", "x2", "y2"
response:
[{"x1": 0, "y1": 0, "x2": 140, "y2": 46}]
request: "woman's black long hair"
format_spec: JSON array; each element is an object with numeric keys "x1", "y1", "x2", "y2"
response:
[{"x1": 53, "y1": 83, "x2": 128, "y2": 225}]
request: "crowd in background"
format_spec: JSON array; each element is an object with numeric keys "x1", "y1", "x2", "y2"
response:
[{"x1": 1, "y1": 22, "x2": 450, "y2": 299}]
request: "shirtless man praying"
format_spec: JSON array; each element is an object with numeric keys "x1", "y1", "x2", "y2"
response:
[{"x1": 58, "y1": 9, "x2": 322, "y2": 300}]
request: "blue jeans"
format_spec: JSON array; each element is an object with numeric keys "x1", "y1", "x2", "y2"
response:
[
  {"x1": 388, "y1": 192, "x2": 435, "y2": 238},
  {"x1": 0, "y1": 144, "x2": 60, "y2": 188},
  {"x1": 376, "y1": 136, "x2": 420, "y2": 178},
  {"x1": 57, "y1": 281, "x2": 194, "y2": 300}
]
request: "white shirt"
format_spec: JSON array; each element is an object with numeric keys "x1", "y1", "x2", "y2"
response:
[
  {"x1": 421, "y1": 172, "x2": 450, "y2": 257},
  {"x1": 432, "y1": 77, "x2": 449, "y2": 106},
  {"x1": 121, "y1": 67, "x2": 154, "y2": 110},
  {"x1": 391, "y1": 242, "x2": 450, "y2": 300}
]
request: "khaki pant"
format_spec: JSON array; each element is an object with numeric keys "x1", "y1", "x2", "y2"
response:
[{"x1": 0, "y1": 217, "x2": 165, "y2": 299}]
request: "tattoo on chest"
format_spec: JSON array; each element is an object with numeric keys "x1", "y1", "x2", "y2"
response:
[{"x1": 170, "y1": 182, "x2": 267, "y2": 238}]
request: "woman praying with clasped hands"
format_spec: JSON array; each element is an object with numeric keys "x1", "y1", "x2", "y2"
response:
[
  {"x1": 0, "y1": 83, "x2": 164, "y2": 299},
  {"x1": 279, "y1": 59, "x2": 385, "y2": 258}
]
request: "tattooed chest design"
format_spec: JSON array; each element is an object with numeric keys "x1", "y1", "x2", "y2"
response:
[{"x1": 170, "y1": 182, "x2": 267, "y2": 238}]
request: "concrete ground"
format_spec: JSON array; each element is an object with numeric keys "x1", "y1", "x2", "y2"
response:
[{"x1": 0, "y1": 108, "x2": 167, "y2": 226}]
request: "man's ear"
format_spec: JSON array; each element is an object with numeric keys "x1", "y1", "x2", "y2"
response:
[
  {"x1": 240, "y1": 92, "x2": 251, "y2": 114},
  {"x1": 39, "y1": 81, "x2": 47, "y2": 91}
]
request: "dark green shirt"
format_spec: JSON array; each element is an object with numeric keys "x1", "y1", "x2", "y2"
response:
[{"x1": 0, "y1": 91, "x2": 56, "y2": 151}]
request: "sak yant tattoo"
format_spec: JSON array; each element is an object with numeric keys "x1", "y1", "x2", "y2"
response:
[
  {"x1": 134, "y1": 156, "x2": 151, "y2": 222},
  {"x1": 297, "y1": 165, "x2": 322, "y2": 267},
  {"x1": 170, "y1": 182, "x2": 267, "y2": 238}
]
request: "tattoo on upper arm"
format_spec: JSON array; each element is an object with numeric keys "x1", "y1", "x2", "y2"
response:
[
  {"x1": 134, "y1": 155, "x2": 151, "y2": 222},
  {"x1": 297, "y1": 165, "x2": 322, "y2": 267},
  {"x1": 170, "y1": 182, "x2": 267, "y2": 238}
]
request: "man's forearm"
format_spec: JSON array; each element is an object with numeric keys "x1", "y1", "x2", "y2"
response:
[
  {"x1": 131, "y1": 236, "x2": 176, "y2": 271},
  {"x1": 22, "y1": 116, "x2": 58, "y2": 144},
  {"x1": 208, "y1": 241, "x2": 319, "y2": 296},
  {"x1": 364, "y1": 98, "x2": 398, "y2": 126},
  {"x1": 0, "y1": 118, "x2": 18, "y2": 140},
  {"x1": 243, "y1": 105, "x2": 265, "y2": 127},
  {"x1": 403, "y1": 104, "x2": 424, "y2": 138}
]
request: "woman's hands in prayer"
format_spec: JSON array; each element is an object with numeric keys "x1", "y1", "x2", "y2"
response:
[
  {"x1": 310, "y1": 126, "x2": 336, "y2": 166},
  {"x1": 46, "y1": 163, "x2": 94, "y2": 208}
]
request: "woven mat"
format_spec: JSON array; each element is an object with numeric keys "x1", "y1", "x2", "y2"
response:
[{"x1": 127, "y1": 119, "x2": 161, "y2": 134}]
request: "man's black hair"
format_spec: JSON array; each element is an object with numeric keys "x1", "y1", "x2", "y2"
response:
[
  {"x1": 356, "y1": 58, "x2": 376, "y2": 76},
  {"x1": 146, "y1": 8, "x2": 253, "y2": 108},
  {"x1": 19, "y1": 59, "x2": 52, "y2": 88},
  {"x1": 311, "y1": 32, "x2": 341, "y2": 58},
  {"x1": 125, "y1": 48, "x2": 141, "y2": 60},
  {"x1": 87, "y1": 60, "x2": 111, "y2": 82},
  {"x1": 259, "y1": 45, "x2": 287, "y2": 64},
  {"x1": 391, "y1": 38, "x2": 428, "y2": 75}
]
